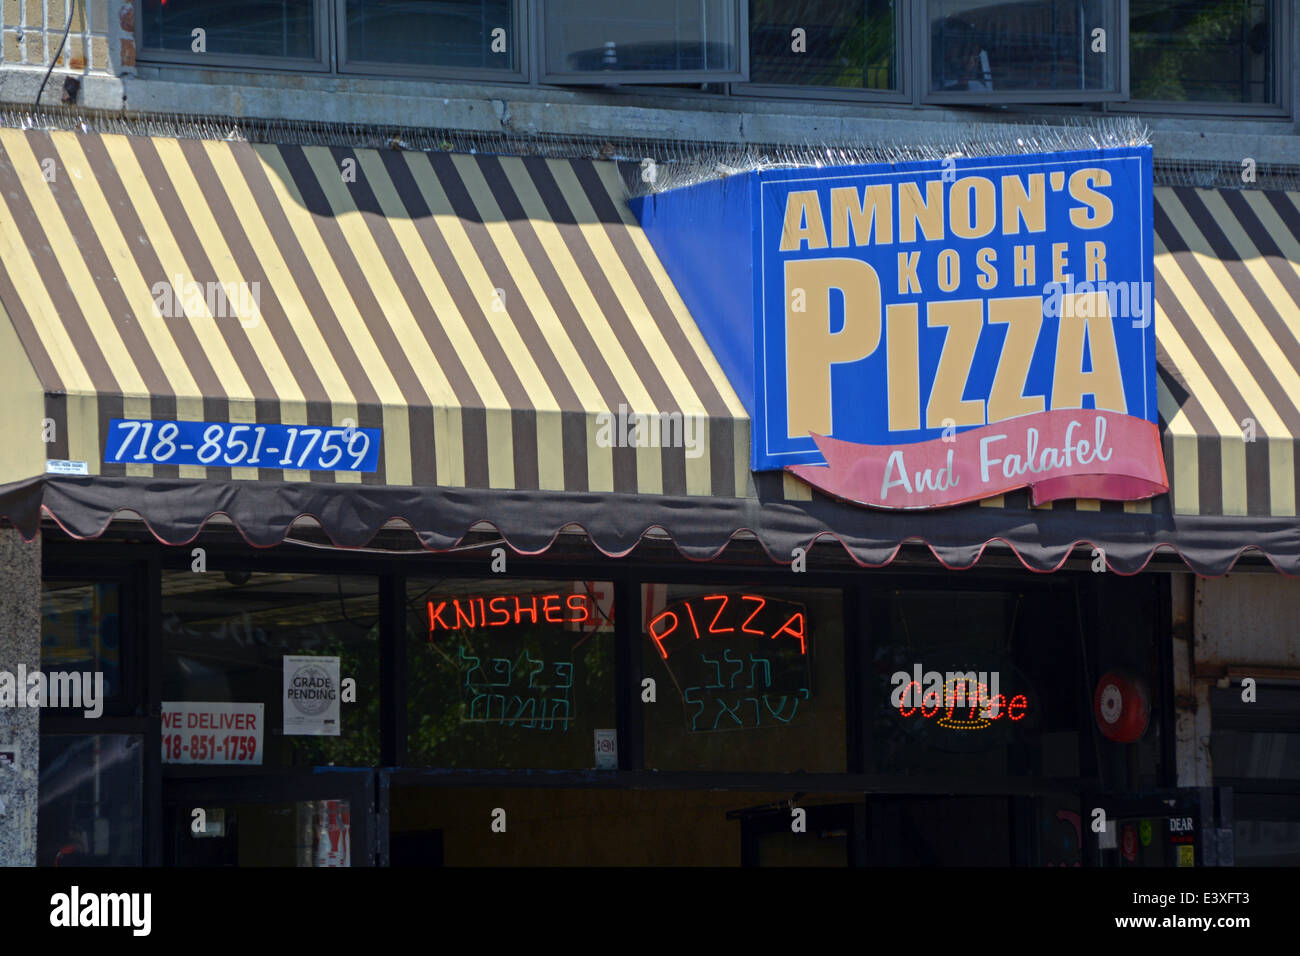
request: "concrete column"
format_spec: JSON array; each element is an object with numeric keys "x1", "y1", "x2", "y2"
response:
[{"x1": 0, "y1": 526, "x2": 41, "y2": 867}]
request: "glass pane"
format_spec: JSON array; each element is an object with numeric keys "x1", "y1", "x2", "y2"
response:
[
  {"x1": 38, "y1": 735, "x2": 143, "y2": 866},
  {"x1": 406, "y1": 579, "x2": 616, "y2": 768},
  {"x1": 749, "y1": 0, "x2": 897, "y2": 90},
  {"x1": 1131, "y1": 0, "x2": 1274, "y2": 103},
  {"x1": 1233, "y1": 795, "x2": 1300, "y2": 866},
  {"x1": 1211, "y1": 731, "x2": 1300, "y2": 778},
  {"x1": 869, "y1": 589, "x2": 1088, "y2": 779},
  {"x1": 346, "y1": 0, "x2": 514, "y2": 69},
  {"x1": 546, "y1": 0, "x2": 738, "y2": 74},
  {"x1": 642, "y1": 584, "x2": 846, "y2": 772},
  {"x1": 140, "y1": 0, "x2": 317, "y2": 59},
  {"x1": 40, "y1": 580, "x2": 122, "y2": 705},
  {"x1": 929, "y1": 0, "x2": 1114, "y2": 93},
  {"x1": 161, "y1": 572, "x2": 380, "y2": 769},
  {"x1": 167, "y1": 798, "x2": 353, "y2": 866}
]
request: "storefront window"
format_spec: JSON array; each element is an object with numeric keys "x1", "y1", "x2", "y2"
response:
[
  {"x1": 869, "y1": 588, "x2": 1083, "y2": 780},
  {"x1": 38, "y1": 735, "x2": 143, "y2": 866},
  {"x1": 405, "y1": 578, "x2": 616, "y2": 769},
  {"x1": 543, "y1": 0, "x2": 742, "y2": 80},
  {"x1": 1131, "y1": 0, "x2": 1275, "y2": 103},
  {"x1": 343, "y1": 0, "x2": 515, "y2": 71},
  {"x1": 140, "y1": 0, "x2": 320, "y2": 60},
  {"x1": 748, "y1": 0, "x2": 897, "y2": 90},
  {"x1": 928, "y1": 0, "x2": 1117, "y2": 95},
  {"x1": 40, "y1": 580, "x2": 123, "y2": 705},
  {"x1": 161, "y1": 572, "x2": 380, "y2": 770},
  {"x1": 642, "y1": 583, "x2": 846, "y2": 772}
]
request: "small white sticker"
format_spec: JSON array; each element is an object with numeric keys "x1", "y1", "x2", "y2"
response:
[
  {"x1": 594, "y1": 729, "x2": 617, "y2": 769},
  {"x1": 46, "y1": 459, "x2": 89, "y2": 475}
]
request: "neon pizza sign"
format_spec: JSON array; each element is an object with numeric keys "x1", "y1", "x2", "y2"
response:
[{"x1": 648, "y1": 594, "x2": 811, "y2": 733}]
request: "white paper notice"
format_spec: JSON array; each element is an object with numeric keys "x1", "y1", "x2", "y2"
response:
[
  {"x1": 283, "y1": 656, "x2": 341, "y2": 736},
  {"x1": 162, "y1": 702, "x2": 264, "y2": 765}
]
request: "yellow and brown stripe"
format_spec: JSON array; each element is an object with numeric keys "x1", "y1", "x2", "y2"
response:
[
  {"x1": 1153, "y1": 185, "x2": 1300, "y2": 517},
  {"x1": 0, "y1": 129, "x2": 749, "y2": 496}
]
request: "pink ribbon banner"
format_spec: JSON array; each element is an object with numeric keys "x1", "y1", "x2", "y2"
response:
[{"x1": 786, "y1": 409, "x2": 1168, "y2": 510}]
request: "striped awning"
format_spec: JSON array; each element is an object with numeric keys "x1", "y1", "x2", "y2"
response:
[
  {"x1": 1, "y1": 127, "x2": 1299, "y2": 575},
  {"x1": 1154, "y1": 184, "x2": 1300, "y2": 518},
  {"x1": 0, "y1": 128, "x2": 748, "y2": 496}
]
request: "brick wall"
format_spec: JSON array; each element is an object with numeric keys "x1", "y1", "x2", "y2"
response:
[{"x1": 0, "y1": 0, "x2": 132, "y2": 78}]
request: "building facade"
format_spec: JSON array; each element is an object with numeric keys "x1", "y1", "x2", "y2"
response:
[{"x1": 0, "y1": 0, "x2": 1298, "y2": 867}]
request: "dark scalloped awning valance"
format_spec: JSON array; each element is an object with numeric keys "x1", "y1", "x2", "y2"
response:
[{"x1": 5, "y1": 475, "x2": 1299, "y2": 576}]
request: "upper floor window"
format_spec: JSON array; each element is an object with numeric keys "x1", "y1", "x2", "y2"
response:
[
  {"x1": 927, "y1": 0, "x2": 1119, "y2": 98},
  {"x1": 140, "y1": 0, "x2": 326, "y2": 67},
  {"x1": 749, "y1": 0, "x2": 898, "y2": 91},
  {"x1": 1130, "y1": 0, "x2": 1279, "y2": 105},
  {"x1": 342, "y1": 0, "x2": 518, "y2": 73},
  {"x1": 541, "y1": 0, "x2": 745, "y2": 82}
]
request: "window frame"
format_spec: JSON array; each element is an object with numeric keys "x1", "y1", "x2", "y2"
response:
[
  {"x1": 135, "y1": 0, "x2": 333, "y2": 74},
  {"x1": 335, "y1": 0, "x2": 529, "y2": 83},
  {"x1": 731, "y1": 0, "x2": 913, "y2": 105},
  {"x1": 920, "y1": 0, "x2": 1129, "y2": 105},
  {"x1": 1118, "y1": 0, "x2": 1292, "y2": 118},
  {"x1": 537, "y1": 0, "x2": 750, "y2": 86}
]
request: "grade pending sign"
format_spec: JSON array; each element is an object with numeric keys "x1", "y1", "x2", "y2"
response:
[
  {"x1": 283, "y1": 656, "x2": 340, "y2": 736},
  {"x1": 759, "y1": 147, "x2": 1165, "y2": 508}
]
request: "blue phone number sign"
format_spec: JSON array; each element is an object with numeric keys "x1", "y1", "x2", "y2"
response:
[{"x1": 105, "y1": 419, "x2": 381, "y2": 472}]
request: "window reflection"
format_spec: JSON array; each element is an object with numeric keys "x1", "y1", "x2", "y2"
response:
[
  {"x1": 929, "y1": 0, "x2": 1113, "y2": 93},
  {"x1": 39, "y1": 735, "x2": 143, "y2": 867},
  {"x1": 1131, "y1": 0, "x2": 1274, "y2": 103},
  {"x1": 546, "y1": 0, "x2": 739, "y2": 74},
  {"x1": 749, "y1": 0, "x2": 897, "y2": 90},
  {"x1": 161, "y1": 572, "x2": 380, "y2": 770},
  {"x1": 345, "y1": 0, "x2": 514, "y2": 69},
  {"x1": 405, "y1": 579, "x2": 616, "y2": 769},
  {"x1": 141, "y1": 0, "x2": 318, "y2": 58}
]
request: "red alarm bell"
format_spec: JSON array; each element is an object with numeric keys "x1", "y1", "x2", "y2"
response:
[{"x1": 1094, "y1": 671, "x2": 1150, "y2": 743}]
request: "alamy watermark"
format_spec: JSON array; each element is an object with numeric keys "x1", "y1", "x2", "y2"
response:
[
  {"x1": 0, "y1": 665, "x2": 104, "y2": 718},
  {"x1": 890, "y1": 664, "x2": 1008, "y2": 718},
  {"x1": 595, "y1": 404, "x2": 705, "y2": 459},
  {"x1": 152, "y1": 275, "x2": 261, "y2": 328},
  {"x1": 50, "y1": 886, "x2": 151, "y2": 936},
  {"x1": 1042, "y1": 275, "x2": 1153, "y2": 328}
]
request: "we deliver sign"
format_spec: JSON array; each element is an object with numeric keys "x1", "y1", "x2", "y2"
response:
[{"x1": 162, "y1": 701, "x2": 264, "y2": 765}]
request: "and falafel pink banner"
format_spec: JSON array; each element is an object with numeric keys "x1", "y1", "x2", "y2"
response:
[{"x1": 786, "y1": 409, "x2": 1167, "y2": 510}]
